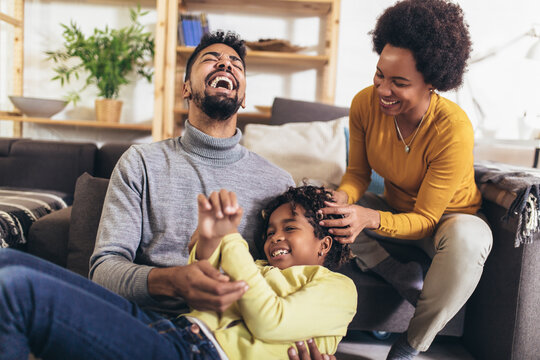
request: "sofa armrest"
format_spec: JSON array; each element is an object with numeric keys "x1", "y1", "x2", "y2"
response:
[{"x1": 27, "y1": 206, "x2": 72, "y2": 267}]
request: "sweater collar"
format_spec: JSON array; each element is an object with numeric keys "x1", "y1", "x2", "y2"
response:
[{"x1": 180, "y1": 120, "x2": 245, "y2": 165}]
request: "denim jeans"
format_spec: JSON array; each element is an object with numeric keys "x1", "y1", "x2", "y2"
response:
[{"x1": 0, "y1": 249, "x2": 221, "y2": 360}]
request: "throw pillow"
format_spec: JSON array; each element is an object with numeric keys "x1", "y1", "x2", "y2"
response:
[
  {"x1": 66, "y1": 173, "x2": 110, "y2": 277},
  {"x1": 242, "y1": 117, "x2": 349, "y2": 188}
]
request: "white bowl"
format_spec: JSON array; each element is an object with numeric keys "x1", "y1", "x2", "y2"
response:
[{"x1": 9, "y1": 96, "x2": 67, "y2": 118}]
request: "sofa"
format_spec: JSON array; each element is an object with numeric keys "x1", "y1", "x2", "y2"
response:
[
  {"x1": 6, "y1": 97, "x2": 540, "y2": 360},
  {"x1": 0, "y1": 137, "x2": 131, "y2": 273}
]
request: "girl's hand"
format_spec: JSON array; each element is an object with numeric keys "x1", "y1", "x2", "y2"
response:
[
  {"x1": 318, "y1": 202, "x2": 380, "y2": 244},
  {"x1": 195, "y1": 189, "x2": 243, "y2": 259}
]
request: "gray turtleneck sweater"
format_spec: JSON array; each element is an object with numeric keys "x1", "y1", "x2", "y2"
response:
[{"x1": 90, "y1": 121, "x2": 294, "y2": 310}]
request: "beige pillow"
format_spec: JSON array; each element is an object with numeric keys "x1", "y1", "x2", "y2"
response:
[{"x1": 242, "y1": 117, "x2": 348, "y2": 188}]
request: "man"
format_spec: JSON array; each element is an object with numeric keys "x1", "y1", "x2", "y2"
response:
[
  {"x1": 89, "y1": 30, "x2": 293, "y2": 316},
  {"x1": 0, "y1": 31, "x2": 334, "y2": 359}
]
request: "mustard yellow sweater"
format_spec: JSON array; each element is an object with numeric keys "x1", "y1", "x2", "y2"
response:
[
  {"x1": 339, "y1": 85, "x2": 482, "y2": 239},
  {"x1": 186, "y1": 233, "x2": 357, "y2": 359}
]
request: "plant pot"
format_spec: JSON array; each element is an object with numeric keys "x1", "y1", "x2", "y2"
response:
[{"x1": 95, "y1": 98, "x2": 123, "y2": 123}]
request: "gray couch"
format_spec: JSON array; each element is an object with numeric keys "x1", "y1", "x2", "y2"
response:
[
  {"x1": 6, "y1": 98, "x2": 540, "y2": 359},
  {"x1": 0, "y1": 137, "x2": 131, "y2": 274}
]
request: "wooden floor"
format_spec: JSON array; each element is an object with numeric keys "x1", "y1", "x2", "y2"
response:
[{"x1": 337, "y1": 331, "x2": 475, "y2": 360}]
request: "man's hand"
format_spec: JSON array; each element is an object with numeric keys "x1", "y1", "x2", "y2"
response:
[
  {"x1": 318, "y1": 202, "x2": 380, "y2": 244},
  {"x1": 195, "y1": 189, "x2": 243, "y2": 259},
  {"x1": 148, "y1": 261, "x2": 248, "y2": 313},
  {"x1": 287, "y1": 339, "x2": 336, "y2": 360}
]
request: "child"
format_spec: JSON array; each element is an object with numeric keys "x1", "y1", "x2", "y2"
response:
[{"x1": 183, "y1": 185, "x2": 357, "y2": 359}]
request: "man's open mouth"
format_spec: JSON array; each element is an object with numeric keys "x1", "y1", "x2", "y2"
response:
[{"x1": 208, "y1": 75, "x2": 234, "y2": 91}]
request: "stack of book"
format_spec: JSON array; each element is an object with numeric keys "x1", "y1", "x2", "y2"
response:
[{"x1": 178, "y1": 13, "x2": 209, "y2": 47}]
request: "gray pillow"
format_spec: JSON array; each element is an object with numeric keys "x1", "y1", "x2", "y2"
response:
[
  {"x1": 269, "y1": 97, "x2": 349, "y2": 125},
  {"x1": 66, "y1": 173, "x2": 109, "y2": 277}
]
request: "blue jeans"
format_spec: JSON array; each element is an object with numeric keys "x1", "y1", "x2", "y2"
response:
[{"x1": 0, "y1": 249, "x2": 221, "y2": 360}]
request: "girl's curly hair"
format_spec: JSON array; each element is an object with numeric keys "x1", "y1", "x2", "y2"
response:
[
  {"x1": 371, "y1": 0, "x2": 472, "y2": 91},
  {"x1": 255, "y1": 185, "x2": 352, "y2": 271}
]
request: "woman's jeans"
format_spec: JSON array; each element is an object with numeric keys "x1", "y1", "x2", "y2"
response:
[
  {"x1": 352, "y1": 192, "x2": 493, "y2": 352},
  {"x1": 0, "y1": 248, "x2": 221, "y2": 360}
]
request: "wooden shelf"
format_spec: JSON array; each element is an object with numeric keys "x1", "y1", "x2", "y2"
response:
[
  {"x1": 153, "y1": 0, "x2": 341, "y2": 140},
  {"x1": 173, "y1": 107, "x2": 270, "y2": 122},
  {"x1": 182, "y1": 0, "x2": 333, "y2": 15},
  {"x1": 0, "y1": 112, "x2": 152, "y2": 131},
  {"x1": 177, "y1": 46, "x2": 328, "y2": 68}
]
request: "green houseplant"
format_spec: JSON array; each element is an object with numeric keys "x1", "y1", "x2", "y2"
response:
[{"x1": 46, "y1": 5, "x2": 155, "y2": 122}]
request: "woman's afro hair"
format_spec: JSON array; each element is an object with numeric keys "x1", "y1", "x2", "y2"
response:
[
  {"x1": 371, "y1": 0, "x2": 472, "y2": 91},
  {"x1": 256, "y1": 185, "x2": 352, "y2": 271}
]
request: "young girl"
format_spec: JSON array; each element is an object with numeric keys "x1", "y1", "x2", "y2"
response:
[{"x1": 184, "y1": 185, "x2": 357, "y2": 359}]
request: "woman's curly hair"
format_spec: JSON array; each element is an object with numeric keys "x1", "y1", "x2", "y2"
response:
[
  {"x1": 255, "y1": 185, "x2": 352, "y2": 271},
  {"x1": 371, "y1": 0, "x2": 472, "y2": 91}
]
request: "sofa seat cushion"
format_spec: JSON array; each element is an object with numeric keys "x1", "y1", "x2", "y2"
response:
[{"x1": 67, "y1": 173, "x2": 110, "y2": 277}]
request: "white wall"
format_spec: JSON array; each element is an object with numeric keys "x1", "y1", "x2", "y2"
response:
[
  {"x1": 3, "y1": 0, "x2": 540, "y2": 142},
  {"x1": 335, "y1": 0, "x2": 540, "y2": 140}
]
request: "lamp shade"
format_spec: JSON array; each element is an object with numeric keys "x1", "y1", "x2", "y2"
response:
[{"x1": 527, "y1": 38, "x2": 540, "y2": 61}]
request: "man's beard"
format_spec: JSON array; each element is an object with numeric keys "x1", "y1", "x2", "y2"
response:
[{"x1": 192, "y1": 90, "x2": 243, "y2": 121}]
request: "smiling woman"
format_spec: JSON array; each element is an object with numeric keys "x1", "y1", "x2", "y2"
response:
[{"x1": 321, "y1": 1, "x2": 494, "y2": 359}]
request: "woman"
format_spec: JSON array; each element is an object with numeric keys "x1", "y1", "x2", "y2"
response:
[{"x1": 320, "y1": 0, "x2": 493, "y2": 359}]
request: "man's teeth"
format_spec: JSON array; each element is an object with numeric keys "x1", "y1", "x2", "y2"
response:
[
  {"x1": 381, "y1": 98, "x2": 398, "y2": 105},
  {"x1": 271, "y1": 249, "x2": 290, "y2": 257},
  {"x1": 210, "y1": 76, "x2": 233, "y2": 90}
]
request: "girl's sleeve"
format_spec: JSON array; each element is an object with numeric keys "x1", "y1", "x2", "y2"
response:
[{"x1": 219, "y1": 233, "x2": 357, "y2": 341}]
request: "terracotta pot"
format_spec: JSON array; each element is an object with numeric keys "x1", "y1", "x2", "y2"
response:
[{"x1": 95, "y1": 98, "x2": 123, "y2": 123}]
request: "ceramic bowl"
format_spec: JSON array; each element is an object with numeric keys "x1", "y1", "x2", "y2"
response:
[{"x1": 8, "y1": 96, "x2": 67, "y2": 118}]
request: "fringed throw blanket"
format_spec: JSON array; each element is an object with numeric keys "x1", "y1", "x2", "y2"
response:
[
  {"x1": 0, "y1": 188, "x2": 68, "y2": 248},
  {"x1": 474, "y1": 162, "x2": 540, "y2": 247}
]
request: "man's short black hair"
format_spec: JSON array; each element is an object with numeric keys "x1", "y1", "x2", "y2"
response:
[
  {"x1": 184, "y1": 30, "x2": 247, "y2": 82},
  {"x1": 371, "y1": 0, "x2": 472, "y2": 91}
]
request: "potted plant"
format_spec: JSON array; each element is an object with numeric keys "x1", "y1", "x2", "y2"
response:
[{"x1": 46, "y1": 5, "x2": 155, "y2": 123}]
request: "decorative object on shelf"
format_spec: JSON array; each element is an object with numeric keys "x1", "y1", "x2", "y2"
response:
[
  {"x1": 8, "y1": 96, "x2": 67, "y2": 118},
  {"x1": 45, "y1": 5, "x2": 154, "y2": 123},
  {"x1": 245, "y1": 39, "x2": 306, "y2": 53},
  {"x1": 178, "y1": 12, "x2": 209, "y2": 47},
  {"x1": 95, "y1": 99, "x2": 123, "y2": 123}
]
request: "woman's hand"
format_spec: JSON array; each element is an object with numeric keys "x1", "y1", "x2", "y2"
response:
[
  {"x1": 318, "y1": 202, "x2": 380, "y2": 244},
  {"x1": 330, "y1": 189, "x2": 349, "y2": 205}
]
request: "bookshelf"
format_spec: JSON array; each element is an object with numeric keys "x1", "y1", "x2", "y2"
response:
[
  {"x1": 0, "y1": 0, "x2": 156, "y2": 139},
  {"x1": 0, "y1": 112, "x2": 152, "y2": 132},
  {"x1": 0, "y1": 0, "x2": 24, "y2": 137},
  {"x1": 152, "y1": 0, "x2": 341, "y2": 140}
]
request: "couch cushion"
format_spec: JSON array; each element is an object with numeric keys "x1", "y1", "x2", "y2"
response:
[
  {"x1": 270, "y1": 97, "x2": 349, "y2": 125},
  {"x1": 0, "y1": 139, "x2": 97, "y2": 194},
  {"x1": 242, "y1": 117, "x2": 349, "y2": 188},
  {"x1": 27, "y1": 206, "x2": 72, "y2": 267},
  {"x1": 67, "y1": 173, "x2": 109, "y2": 277},
  {"x1": 94, "y1": 143, "x2": 132, "y2": 179}
]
